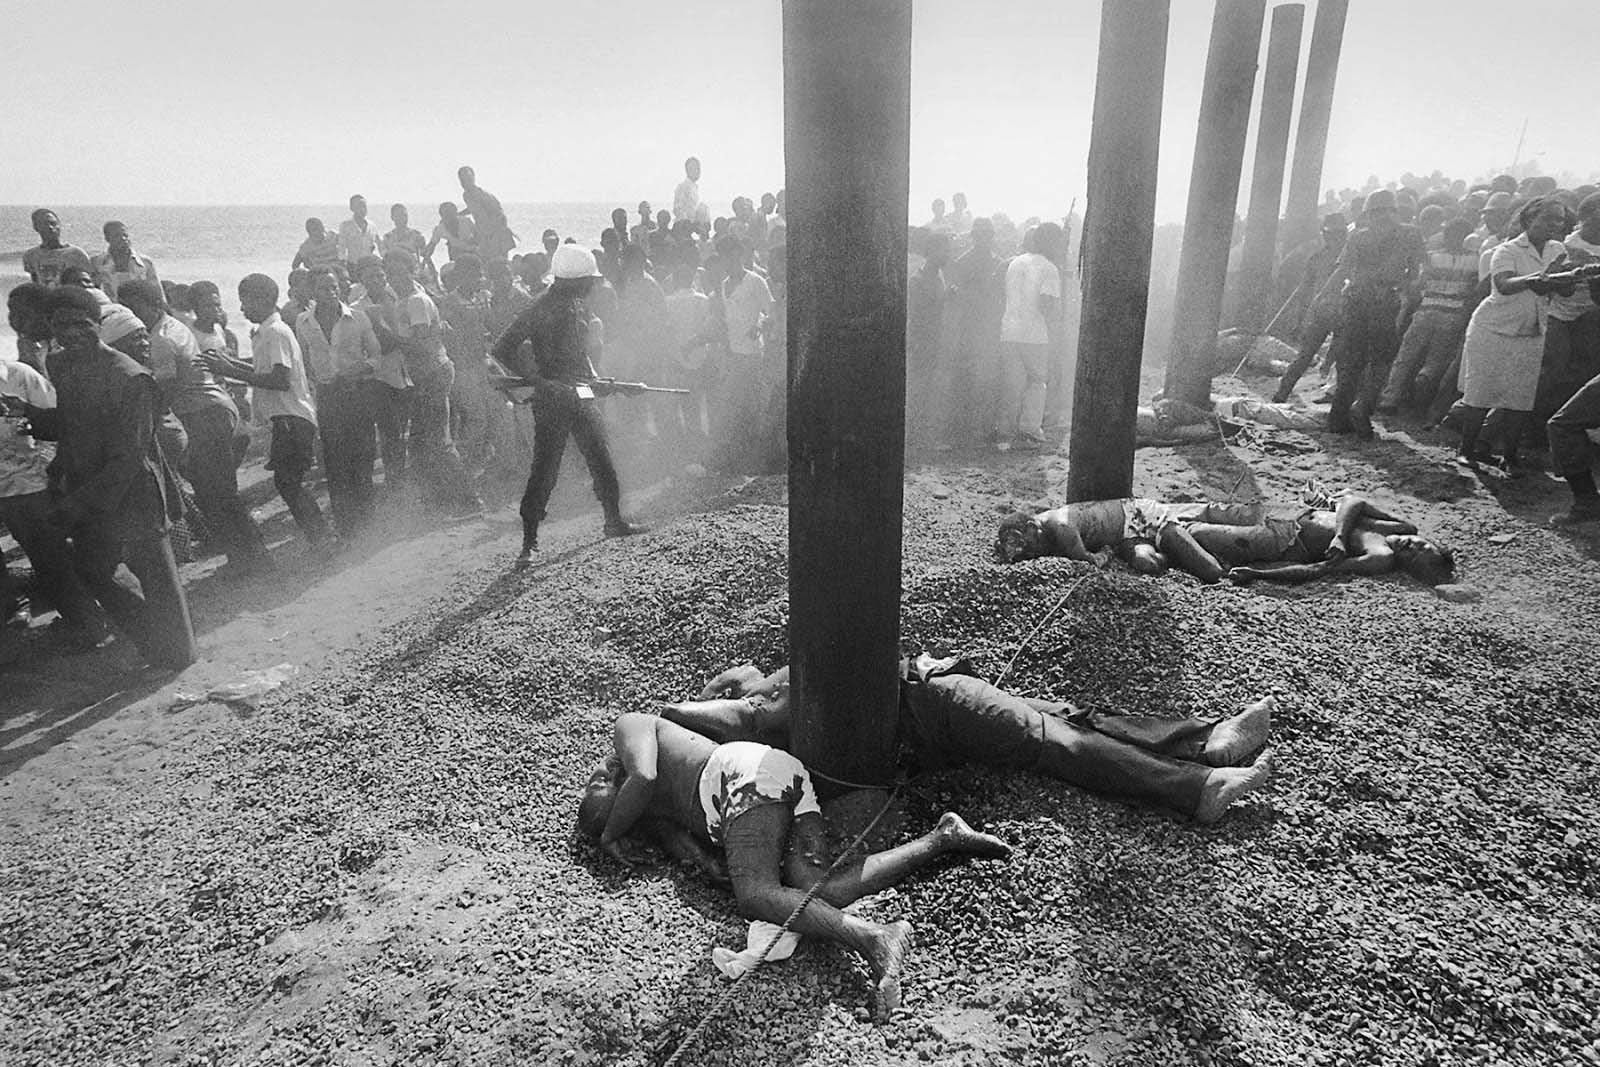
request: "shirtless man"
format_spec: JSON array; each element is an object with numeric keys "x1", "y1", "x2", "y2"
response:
[
  {"x1": 662, "y1": 657, "x2": 1274, "y2": 825},
  {"x1": 576, "y1": 714, "x2": 1012, "y2": 1021},
  {"x1": 998, "y1": 495, "x2": 1453, "y2": 587},
  {"x1": 996, "y1": 497, "x2": 1265, "y2": 578}
]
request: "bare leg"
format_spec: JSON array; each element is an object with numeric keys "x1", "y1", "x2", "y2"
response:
[
  {"x1": 782, "y1": 812, "x2": 1010, "y2": 911},
  {"x1": 725, "y1": 805, "x2": 913, "y2": 1022},
  {"x1": 1157, "y1": 524, "x2": 1227, "y2": 583}
]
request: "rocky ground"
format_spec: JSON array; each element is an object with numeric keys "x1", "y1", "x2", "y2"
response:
[{"x1": 2, "y1": 383, "x2": 1599, "y2": 1067}]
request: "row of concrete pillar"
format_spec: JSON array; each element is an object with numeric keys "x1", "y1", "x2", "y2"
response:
[{"x1": 786, "y1": 0, "x2": 1348, "y2": 787}]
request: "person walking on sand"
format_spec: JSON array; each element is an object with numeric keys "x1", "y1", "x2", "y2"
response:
[
  {"x1": 202, "y1": 274, "x2": 334, "y2": 550},
  {"x1": 997, "y1": 222, "x2": 1063, "y2": 451},
  {"x1": 20, "y1": 286, "x2": 197, "y2": 669}
]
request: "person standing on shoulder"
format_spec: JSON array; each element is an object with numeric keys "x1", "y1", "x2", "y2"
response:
[
  {"x1": 22, "y1": 209, "x2": 92, "y2": 288},
  {"x1": 293, "y1": 218, "x2": 341, "y2": 272},
  {"x1": 458, "y1": 166, "x2": 516, "y2": 268},
  {"x1": 202, "y1": 274, "x2": 333, "y2": 551},
  {"x1": 489, "y1": 244, "x2": 645, "y2": 569},
  {"x1": 91, "y1": 221, "x2": 160, "y2": 301},
  {"x1": 337, "y1": 195, "x2": 382, "y2": 269},
  {"x1": 674, "y1": 157, "x2": 703, "y2": 236},
  {"x1": 21, "y1": 286, "x2": 196, "y2": 669}
]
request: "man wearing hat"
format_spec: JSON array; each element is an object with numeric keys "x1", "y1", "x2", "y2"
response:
[
  {"x1": 489, "y1": 244, "x2": 644, "y2": 569},
  {"x1": 1312, "y1": 189, "x2": 1424, "y2": 436},
  {"x1": 18, "y1": 286, "x2": 197, "y2": 670}
]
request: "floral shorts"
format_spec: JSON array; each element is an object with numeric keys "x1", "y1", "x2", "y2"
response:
[{"x1": 697, "y1": 742, "x2": 821, "y2": 846}]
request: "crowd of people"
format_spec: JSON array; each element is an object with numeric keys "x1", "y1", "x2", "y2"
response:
[
  {"x1": 1263, "y1": 171, "x2": 1600, "y2": 525},
  {"x1": 6, "y1": 159, "x2": 1600, "y2": 668},
  {"x1": 0, "y1": 159, "x2": 801, "y2": 664}
]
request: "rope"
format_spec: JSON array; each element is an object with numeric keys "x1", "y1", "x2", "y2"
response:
[
  {"x1": 992, "y1": 571, "x2": 1093, "y2": 690},
  {"x1": 659, "y1": 781, "x2": 902, "y2": 1067}
]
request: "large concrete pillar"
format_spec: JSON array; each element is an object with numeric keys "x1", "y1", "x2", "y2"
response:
[
  {"x1": 1282, "y1": 0, "x2": 1349, "y2": 249},
  {"x1": 1067, "y1": 0, "x2": 1171, "y2": 503},
  {"x1": 784, "y1": 0, "x2": 911, "y2": 790},
  {"x1": 1234, "y1": 4, "x2": 1305, "y2": 331},
  {"x1": 1161, "y1": 0, "x2": 1268, "y2": 410}
]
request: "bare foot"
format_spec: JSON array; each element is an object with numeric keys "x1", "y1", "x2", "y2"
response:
[
  {"x1": 867, "y1": 920, "x2": 913, "y2": 1023},
  {"x1": 1228, "y1": 567, "x2": 1258, "y2": 586},
  {"x1": 934, "y1": 812, "x2": 1012, "y2": 859},
  {"x1": 1195, "y1": 751, "x2": 1274, "y2": 824},
  {"x1": 1202, "y1": 697, "x2": 1274, "y2": 767}
]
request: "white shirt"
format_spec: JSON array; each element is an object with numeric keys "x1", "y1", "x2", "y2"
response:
[
  {"x1": 723, "y1": 272, "x2": 774, "y2": 357},
  {"x1": 0, "y1": 359, "x2": 56, "y2": 498},
  {"x1": 1469, "y1": 233, "x2": 1565, "y2": 339},
  {"x1": 90, "y1": 251, "x2": 159, "y2": 300},
  {"x1": 1000, "y1": 253, "x2": 1062, "y2": 345},
  {"x1": 249, "y1": 312, "x2": 318, "y2": 425},
  {"x1": 295, "y1": 304, "x2": 382, "y2": 385},
  {"x1": 1550, "y1": 233, "x2": 1600, "y2": 322},
  {"x1": 674, "y1": 178, "x2": 701, "y2": 227},
  {"x1": 337, "y1": 217, "x2": 381, "y2": 263}
]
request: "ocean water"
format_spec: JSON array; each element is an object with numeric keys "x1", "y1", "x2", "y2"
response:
[{"x1": 0, "y1": 203, "x2": 620, "y2": 347}]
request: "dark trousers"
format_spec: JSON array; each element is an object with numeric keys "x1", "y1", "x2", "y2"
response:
[
  {"x1": 179, "y1": 405, "x2": 268, "y2": 564},
  {"x1": 0, "y1": 490, "x2": 108, "y2": 636},
  {"x1": 317, "y1": 380, "x2": 377, "y2": 535},
  {"x1": 410, "y1": 374, "x2": 474, "y2": 510},
  {"x1": 900, "y1": 674, "x2": 1213, "y2": 816},
  {"x1": 70, "y1": 526, "x2": 197, "y2": 669},
  {"x1": 1534, "y1": 313, "x2": 1600, "y2": 432},
  {"x1": 1548, "y1": 368, "x2": 1600, "y2": 478},
  {"x1": 371, "y1": 382, "x2": 411, "y2": 491},
  {"x1": 1273, "y1": 302, "x2": 1342, "y2": 401},
  {"x1": 1331, "y1": 295, "x2": 1400, "y2": 433},
  {"x1": 520, "y1": 394, "x2": 622, "y2": 548},
  {"x1": 268, "y1": 416, "x2": 330, "y2": 545}
]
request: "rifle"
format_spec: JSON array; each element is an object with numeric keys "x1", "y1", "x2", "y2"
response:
[{"x1": 488, "y1": 371, "x2": 689, "y2": 404}]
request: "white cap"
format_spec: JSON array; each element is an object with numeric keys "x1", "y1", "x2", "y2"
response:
[{"x1": 551, "y1": 244, "x2": 603, "y2": 280}]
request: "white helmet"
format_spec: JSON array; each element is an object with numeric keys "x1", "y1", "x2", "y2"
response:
[{"x1": 551, "y1": 244, "x2": 603, "y2": 280}]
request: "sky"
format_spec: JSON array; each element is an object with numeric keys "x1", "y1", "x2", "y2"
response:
[{"x1": 3, "y1": 0, "x2": 1597, "y2": 224}]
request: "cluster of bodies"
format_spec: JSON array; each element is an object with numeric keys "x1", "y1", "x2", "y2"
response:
[
  {"x1": 1262, "y1": 172, "x2": 1600, "y2": 526},
  {"x1": 577, "y1": 657, "x2": 1276, "y2": 1021}
]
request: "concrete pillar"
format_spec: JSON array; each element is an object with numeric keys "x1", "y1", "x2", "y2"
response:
[
  {"x1": 784, "y1": 0, "x2": 912, "y2": 791},
  {"x1": 1161, "y1": 0, "x2": 1269, "y2": 410},
  {"x1": 1282, "y1": 0, "x2": 1349, "y2": 249},
  {"x1": 1066, "y1": 0, "x2": 1171, "y2": 503},
  {"x1": 1234, "y1": 4, "x2": 1305, "y2": 331}
]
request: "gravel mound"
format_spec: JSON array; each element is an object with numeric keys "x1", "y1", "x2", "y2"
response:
[{"x1": 3, "y1": 457, "x2": 1597, "y2": 1067}]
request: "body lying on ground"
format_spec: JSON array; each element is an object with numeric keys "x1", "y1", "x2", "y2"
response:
[
  {"x1": 996, "y1": 494, "x2": 1454, "y2": 587},
  {"x1": 575, "y1": 712, "x2": 1011, "y2": 1021},
  {"x1": 577, "y1": 658, "x2": 1273, "y2": 1019}
]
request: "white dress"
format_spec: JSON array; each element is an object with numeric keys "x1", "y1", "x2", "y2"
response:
[{"x1": 1459, "y1": 233, "x2": 1564, "y2": 411}]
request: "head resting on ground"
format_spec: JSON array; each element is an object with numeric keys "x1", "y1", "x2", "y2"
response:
[
  {"x1": 576, "y1": 756, "x2": 624, "y2": 840},
  {"x1": 995, "y1": 511, "x2": 1045, "y2": 563},
  {"x1": 1387, "y1": 535, "x2": 1454, "y2": 586}
]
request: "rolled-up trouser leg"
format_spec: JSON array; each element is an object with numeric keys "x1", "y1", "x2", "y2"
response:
[
  {"x1": 1022, "y1": 697, "x2": 1213, "y2": 760},
  {"x1": 903, "y1": 675, "x2": 1211, "y2": 815}
]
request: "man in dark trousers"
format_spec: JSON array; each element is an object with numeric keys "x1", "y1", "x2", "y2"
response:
[
  {"x1": 1314, "y1": 190, "x2": 1424, "y2": 436},
  {"x1": 489, "y1": 244, "x2": 643, "y2": 570},
  {"x1": 23, "y1": 286, "x2": 197, "y2": 670}
]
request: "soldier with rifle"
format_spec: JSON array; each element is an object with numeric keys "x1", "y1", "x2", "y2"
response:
[{"x1": 489, "y1": 244, "x2": 651, "y2": 569}]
